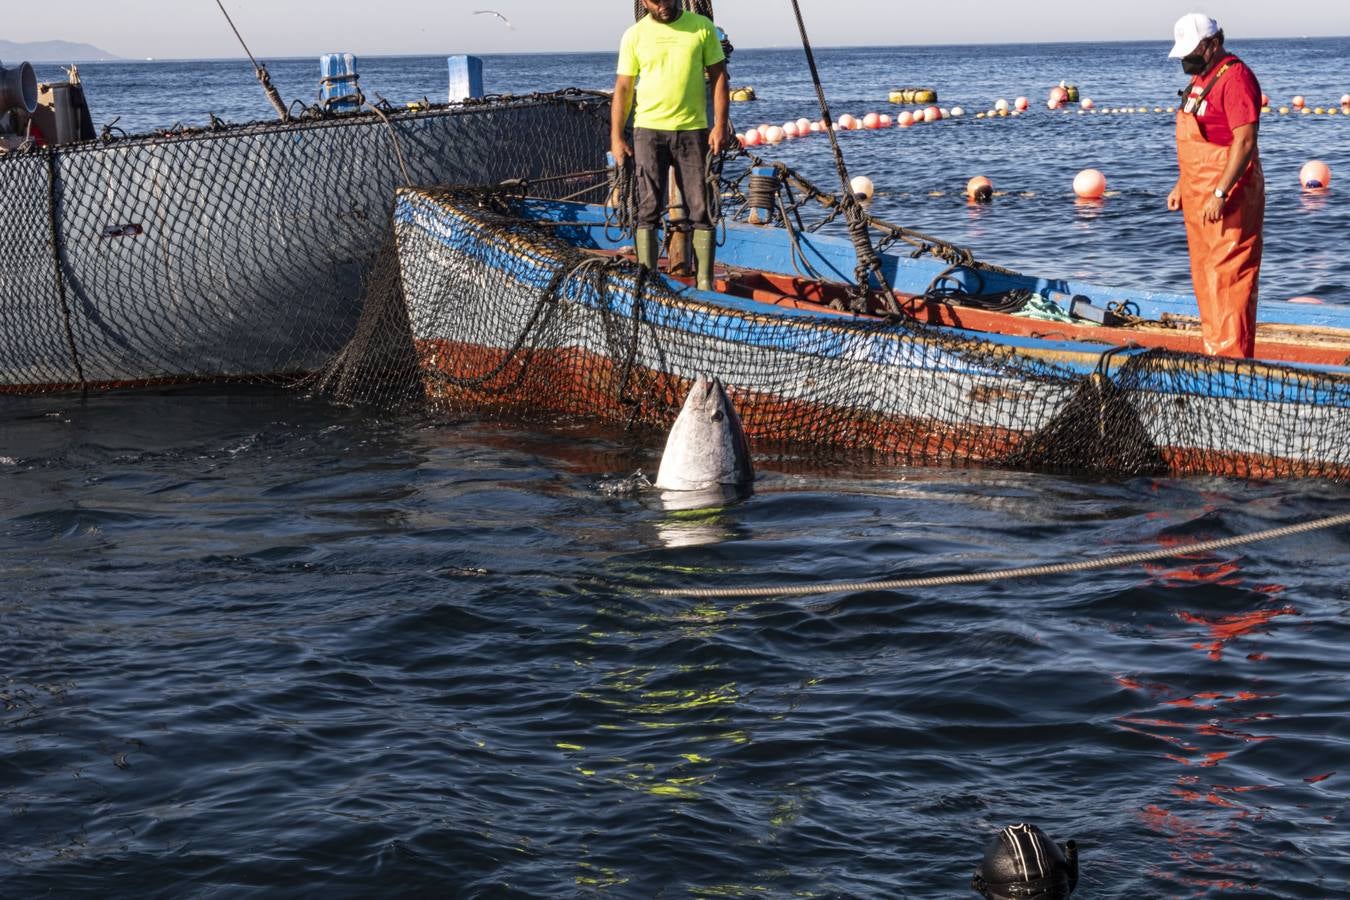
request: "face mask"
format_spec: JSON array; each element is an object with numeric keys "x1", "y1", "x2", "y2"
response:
[{"x1": 1181, "y1": 53, "x2": 1207, "y2": 75}]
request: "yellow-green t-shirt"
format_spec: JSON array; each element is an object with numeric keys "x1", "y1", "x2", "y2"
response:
[{"x1": 616, "y1": 12, "x2": 724, "y2": 131}]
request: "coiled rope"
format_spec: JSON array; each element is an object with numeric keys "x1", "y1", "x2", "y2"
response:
[{"x1": 650, "y1": 511, "x2": 1350, "y2": 599}]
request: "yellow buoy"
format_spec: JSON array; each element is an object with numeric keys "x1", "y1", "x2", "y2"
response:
[
  {"x1": 729, "y1": 86, "x2": 756, "y2": 102},
  {"x1": 888, "y1": 87, "x2": 938, "y2": 105}
]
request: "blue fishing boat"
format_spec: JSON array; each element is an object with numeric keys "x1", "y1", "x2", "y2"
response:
[{"x1": 389, "y1": 186, "x2": 1350, "y2": 481}]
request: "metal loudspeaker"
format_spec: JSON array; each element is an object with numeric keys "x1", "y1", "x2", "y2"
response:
[{"x1": 0, "y1": 61, "x2": 38, "y2": 114}]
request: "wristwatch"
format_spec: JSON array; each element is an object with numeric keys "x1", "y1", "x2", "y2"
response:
[{"x1": 1213, "y1": 187, "x2": 1227, "y2": 199}]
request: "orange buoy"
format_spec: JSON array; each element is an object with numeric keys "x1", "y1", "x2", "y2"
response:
[
  {"x1": 1014, "y1": 96, "x2": 1029, "y2": 111},
  {"x1": 1300, "y1": 160, "x2": 1332, "y2": 190},
  {"x1": 1073, "y1": 168, "x2": 1107, "y2": 199},
  {"x1": 1292, "y1": 95, "x2": 1306, "y2": 109},
  {"x1": 966, "y1": 175, "x2": 993, "y2": 203}
]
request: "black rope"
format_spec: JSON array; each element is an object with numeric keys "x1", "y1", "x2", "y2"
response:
[
  {"x1": 785, "y1": 0, "x2": 897, "y2": 315},
  {"x1": 44, "y1": 149, "x2": 85, "y2": 392}
]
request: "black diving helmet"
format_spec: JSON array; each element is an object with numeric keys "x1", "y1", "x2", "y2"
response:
[{"x1": 971, "y1": 823, "x2": 1078, "y2": 899}]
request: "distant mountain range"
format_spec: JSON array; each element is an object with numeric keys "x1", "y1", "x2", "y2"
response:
[{"x1": 0, "y1": 40, "x2": 120, "y2": 63}]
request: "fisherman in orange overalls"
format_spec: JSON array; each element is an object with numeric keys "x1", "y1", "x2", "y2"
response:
[{"x1": 1165, "y1": 14, "x2": 1265, "y2": 358}]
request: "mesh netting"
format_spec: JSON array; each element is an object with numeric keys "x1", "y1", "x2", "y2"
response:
[
  {"x1": 0, "y1": 91, "x2": 609, "y2": 393},
  {"x1": 314, "y1": 186, "x2": 1350, "y2": 482}
]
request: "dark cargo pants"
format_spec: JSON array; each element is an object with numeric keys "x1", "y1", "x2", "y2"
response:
[{"x1": 633, "y1": 127, "x2": 712, "y2": 231}]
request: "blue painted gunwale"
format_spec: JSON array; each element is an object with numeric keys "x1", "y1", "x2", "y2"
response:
[
  {"x1": 395, "y1": 191, "x2": 1350, "y2": 408},
  {"x1": 516, "y1": 198, "x2": 1350, "y2": 334}
]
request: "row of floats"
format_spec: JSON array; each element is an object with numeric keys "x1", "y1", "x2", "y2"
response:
[{"x1": 737, "y1": 98, "x2": 1350, "y2": 147}]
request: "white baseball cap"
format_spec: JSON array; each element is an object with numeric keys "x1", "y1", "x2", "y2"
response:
[{"x1": 1169, "y1": 13, "x2": 1220, "y2": 58}]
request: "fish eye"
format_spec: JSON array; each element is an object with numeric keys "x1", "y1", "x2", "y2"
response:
[{"x1": 711, "y1": 410, "x2": 724, "y2": 421}]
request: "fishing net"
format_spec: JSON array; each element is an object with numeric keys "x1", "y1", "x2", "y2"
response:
[
  {"x1": 0, "y1": 91, "x2": 610, "y2": 393},
  {"x1": 314, "y1": 183, "x2": 1350, "y2": 483}
]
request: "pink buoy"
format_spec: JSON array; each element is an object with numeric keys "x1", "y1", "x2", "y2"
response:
[
  {"x1": 1073, "y1": 168, "x2": 1107, "y2": 199},
  {"x1": 1288, "y1": 296, "x2": 1325, "y2": 304},
  {"x1": 756, "y1": 123, "x2": 771, "y2": 138},
  {"x1": 1292, "y1": 95, "x2": 1306, "y2": 109},
  {"x1": 1260, "y1": 93, "x2": 1270, "y2": 107},
  {"x1": 838, "y1": 113, "x2": 857, "y2": 130},
  {"x1": 1341, "y1": 93, "x2": 1350, "y2": 107},
  {"x1": 923, "y1": 106, "x2": 939, "y2": 123},
  {"x1": 1014, "y1": 96, "x2": 1029, "y2": 111},
  {"x1": 1080, "y1": 97, "x2": 1095, "y2": 110},
  {"x1": 741, "y1": 130, "x2": 760, "y2": 147},
  {"x1": 1300, "y1": 159, "x2": 1332, "y2": 190},
  {"x1": 809, "y1": 121, "x2": 822, "y2": 133},
  {"x1": 796, "y1": 117, "x2": 812, "y2": 133},
  {"x1": 863, "y1": 112, "x2": 881, "y2": 129},
  {"x1": 765, "y1": 125, "x2": 785, "y2": 143},
  {"x1": 1049, "y1": 86, "x2": 1067, "y2": 106},
  {"x1": 879, "y1": 113, "x2": 892, "y2": 126},
  {"x1": 897, "y1": 110, "x2": 915, "y2": 127}
]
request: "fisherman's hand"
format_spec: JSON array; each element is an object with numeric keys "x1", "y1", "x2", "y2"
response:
[
  {"x1": 708, "y1": 128, "x2": 728, "y2": 157},
  {"x1": 1201, "y1": 193, "x2": 1225, "y2": 223},
  {"x1": 611, "y1": 137, "x2": 631, "y2": 168},
  {"x1": 1166, "y1": 185, "x2": 1182, "y2": 212}
]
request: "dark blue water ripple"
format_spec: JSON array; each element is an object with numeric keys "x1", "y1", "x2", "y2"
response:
[{"x1": 3, "y1": 385, "x2": 1347, "y2": 896}]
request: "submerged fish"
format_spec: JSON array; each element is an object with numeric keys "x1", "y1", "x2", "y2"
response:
[{"x1": 655, "y1": 376, "x2": 753, "y2": 494}]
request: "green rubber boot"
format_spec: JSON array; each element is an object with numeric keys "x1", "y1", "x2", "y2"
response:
[
  {"x1": 634, "y1": 228, "x2": 658, "y2": 270},
  {"x1": 693, "y1": 229, "x2": 716, "y2": 291}
]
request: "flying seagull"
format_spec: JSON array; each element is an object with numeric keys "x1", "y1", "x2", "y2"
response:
[{"x1": 474, "y1": 9, "x2": 514, "y2": 29}]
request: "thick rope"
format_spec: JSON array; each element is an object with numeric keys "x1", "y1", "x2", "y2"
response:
[
  {"x1": 650, "y1": 511, "x2": 1350, "y2": 599},
  {"x1": 213, "y1": 0, "x2": 290, "y2": 121},
  {"x1": 785, "y1": 0, "x2": 896, "y2": 312}
]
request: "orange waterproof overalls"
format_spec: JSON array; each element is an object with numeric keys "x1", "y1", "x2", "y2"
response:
[{"x1": 1176, "y1": 60, "x2": 1265, "y2": 358}]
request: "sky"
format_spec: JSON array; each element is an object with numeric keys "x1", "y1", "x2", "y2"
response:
[{"x1": 9, "y1": 0, "x2": 1350, "y2": 60}]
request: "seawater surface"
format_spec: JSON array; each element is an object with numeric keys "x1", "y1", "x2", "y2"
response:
[{"x1": 6, "y1": 39, "x2": 1350, "y2": 897}]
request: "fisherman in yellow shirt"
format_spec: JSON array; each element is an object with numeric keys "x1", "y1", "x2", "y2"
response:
[{"x1": 610, "y1": 0, "x2": 729, "y2": 290}]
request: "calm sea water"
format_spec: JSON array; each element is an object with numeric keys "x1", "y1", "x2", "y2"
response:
[{"x1": 6, "y1": 40, "x2": 1350, "y2": 897}]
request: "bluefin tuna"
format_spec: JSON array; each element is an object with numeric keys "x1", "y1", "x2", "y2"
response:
[{"x1": 655, "y1": 376, "x2": 754, "y2": 494}]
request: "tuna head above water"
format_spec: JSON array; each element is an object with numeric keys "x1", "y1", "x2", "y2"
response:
[{"x1": 654, "y1": 376, "x2": 754, "y2": 492}]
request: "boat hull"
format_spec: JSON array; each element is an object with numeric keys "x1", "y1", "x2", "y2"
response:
[{"x1": 392, "y1": 189, "x2": 1350, "y2": 481}]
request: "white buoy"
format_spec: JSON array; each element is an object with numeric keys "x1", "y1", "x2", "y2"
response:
[{"x1": 850, "y1": 175, "x2": 875, "y2": 201}]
